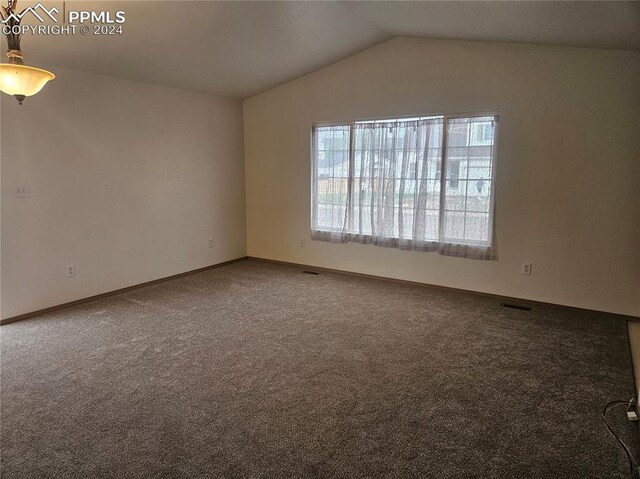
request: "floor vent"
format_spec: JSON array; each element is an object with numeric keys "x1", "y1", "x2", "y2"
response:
[
  {"x1": 501, "y1": 302, "x2": 533, "y2": 312},
  {"x1": 303, "y1": 271, "x2": 320, "y2": 275}
]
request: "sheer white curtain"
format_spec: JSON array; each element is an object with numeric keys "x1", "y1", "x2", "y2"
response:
[
  {"x1": 437, "y1": 116, "x2": 497, "y2": 260},
  {"x1": 312, "y1": 115, "x2": 497, "y2": 260}
]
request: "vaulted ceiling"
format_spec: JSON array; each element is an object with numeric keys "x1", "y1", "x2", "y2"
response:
[{"x1": 7, "y1": 1, "x2": 640, "y2": 99}]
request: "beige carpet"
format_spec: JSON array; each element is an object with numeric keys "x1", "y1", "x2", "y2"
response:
[{"x1": 1, "y1": 259, "x2": 637, "y2": 478}]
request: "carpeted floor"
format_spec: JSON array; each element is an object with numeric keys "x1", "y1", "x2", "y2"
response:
[{"x1": 1, "y1": 259, "x2": 638, "y2": 478}]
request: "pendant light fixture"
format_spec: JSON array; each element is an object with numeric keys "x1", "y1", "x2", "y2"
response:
[{"x1": 0, "y1": 0, "x2": 55, "y2": 104}]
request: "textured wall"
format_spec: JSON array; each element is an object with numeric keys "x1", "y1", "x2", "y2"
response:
[
  {"x1": 244, "y1": 38, "x2": 640, "y2": 316},
  {"x1": 1, "y1": 67, "x2": 246, "y2": 319}
]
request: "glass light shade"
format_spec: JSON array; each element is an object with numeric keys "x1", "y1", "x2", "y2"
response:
[{"x1": 0, "y1": 64, "x2": 55, "y2": 99}]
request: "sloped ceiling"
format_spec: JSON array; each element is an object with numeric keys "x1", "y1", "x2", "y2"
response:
[{"x1": 6, "y1": 1, "x2": 640, "y2": 99}]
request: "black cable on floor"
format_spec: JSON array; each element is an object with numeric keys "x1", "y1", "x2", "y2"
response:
[{"x1": 602, "y1": 399, "x2": 639, "y2": 478}]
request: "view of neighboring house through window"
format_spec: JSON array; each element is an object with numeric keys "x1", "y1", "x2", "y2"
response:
[{"x1": 312, "y1": 113, "x2": 498, "y2": 259}]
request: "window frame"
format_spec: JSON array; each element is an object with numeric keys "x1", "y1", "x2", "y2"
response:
[
  {"x1": 310, "y1": 111, "x2": 499, "y2": 250},
  {"x1": 438, "y1": 113, "x2": 499, "y2": 248}
]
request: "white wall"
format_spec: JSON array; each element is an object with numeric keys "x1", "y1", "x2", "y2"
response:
[
  {"x1": 244, "y1": 38, "x2": 640, "y2": 317},
  {"x1": 1, "y1": 67, "x2": 246, "y2": 319}
]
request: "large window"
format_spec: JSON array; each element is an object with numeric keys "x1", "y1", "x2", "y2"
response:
[{"x1": 311, "y1": 114, "x2": 498, "y2": 260}]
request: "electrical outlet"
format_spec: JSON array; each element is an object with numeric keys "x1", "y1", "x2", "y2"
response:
[
  {"x1": 521, "y1": 263, "x2": 532, "y2": 275},
  {"x1": 13, "y1": 184, "x2": 30, "y2": 198},
  {"x1": 299, "y1": 238, "x2": 305, "y2": 247},
  {"x1": 66, "y1": 264, "x2": 76, "y2": 277},
  {"x1": 208, "y1": 239, "x2": 214, "y2": 248}
]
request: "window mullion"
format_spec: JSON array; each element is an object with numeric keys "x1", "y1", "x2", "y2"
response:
[
  {"x1": 346, "y1": 122, "x2": 355, "y2": 233},
  {"x1": 437, "y1": 116, "x2": 449, "y2": 243}
]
